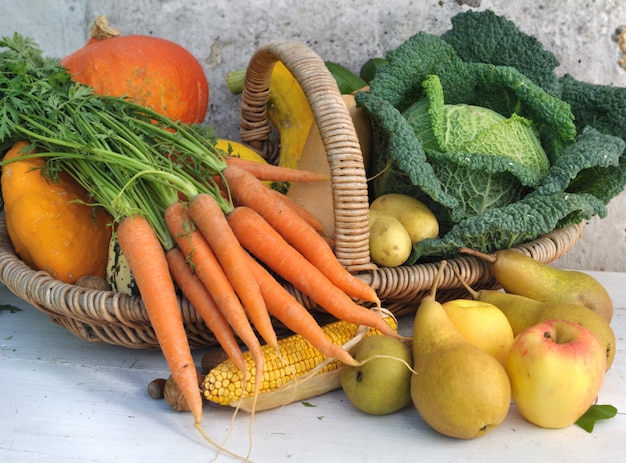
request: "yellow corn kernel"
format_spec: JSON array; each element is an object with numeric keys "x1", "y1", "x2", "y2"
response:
[{"x1": 202, "y1": 318, "x2": 396, "y2": 407}]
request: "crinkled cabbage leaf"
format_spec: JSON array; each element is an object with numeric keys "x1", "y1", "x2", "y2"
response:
[{"x1": 355, "y1": 9, "x2": 626, "y2": 261}]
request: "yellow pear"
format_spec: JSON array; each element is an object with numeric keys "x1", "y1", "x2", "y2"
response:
[
  {"x1": 442, "y1": 299, "x2": 514, "y2": 366},
  {"x1": 410, "y1": 262, "x2": 511, "y2": 439},
  {"x1": 340, "y1": 335, "x2": 413, "y2": 415},
  {"x1": 461, "y1": 247, "x2": 613, "y2": 323}
]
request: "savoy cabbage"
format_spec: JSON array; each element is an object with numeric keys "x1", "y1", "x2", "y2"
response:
[{"x1": 355, "y1": 9, "x2": 626, "y2": 263}]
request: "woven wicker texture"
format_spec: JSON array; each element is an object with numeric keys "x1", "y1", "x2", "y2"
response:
[
  {"x1": 0, "y1": 40, "x2": 585, "y2": 349},
  {"x1": 240, "y1": 40, "x2": 374, "y2": 273}
]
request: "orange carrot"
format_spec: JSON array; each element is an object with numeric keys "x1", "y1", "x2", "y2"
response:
[
  {"x1": 164, "y1": 202, "x2": 265, "y2": 407},
  {"x1": 166, "y1": 247, "x2": 246, "y2": 373},
  {"x1": 222, "y1": 164, "x2": 380, "y2": 306},
  {"x1": 227, "y1": 205, "x2": 398, "y2": 339},
  {"x1": 187, "y1": 193, "x2": 277, "y2": 349},
  {"x1": 164, "y1": 203, "x2": 261, "y2": 357},
  {"x1": 266, "y1": 187, "x2": 330, "y2": 239},
  {"x1": 116, "y1": 215, "x2": 203, "y2": 424},
  {"x1": 224, "y1": 156, "x2": 329, "y2": 183},
  {"x1": 241, "y1": 250, "x2": 359, "y2": 367}
]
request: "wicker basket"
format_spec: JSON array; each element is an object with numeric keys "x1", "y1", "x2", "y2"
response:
[
  {"x1": 0, "y1": 40, "x2": 585, "y2": 349},
  {"x1": 237, "y1": 40, "x2": 585, "y2": 315}
]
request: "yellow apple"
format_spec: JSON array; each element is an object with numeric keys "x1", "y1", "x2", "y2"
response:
[
  {"x1": 442, "y1": 299, "x2": 514, "y2": 366},
  {"x1": 505, "y1": 319, "x2": 606, "y2": 429}
]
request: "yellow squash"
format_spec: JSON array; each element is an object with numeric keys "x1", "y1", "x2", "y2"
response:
[
  {"x1": 215, "y1": 138, "x2": 268, "y2": 164},
  {"x1": 1, "y1": 141, "x2": 112, "y2": 283},
  {"x1": 228, "y1": 62, "x2": 315, "y2": 169},
  {"x1": 267, "y1": 61, "x2": 315, "y2": 169}
]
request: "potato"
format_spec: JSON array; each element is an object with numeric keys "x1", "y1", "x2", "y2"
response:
[
  {"x1": 370, "y1": 193, "x2": 439, "y2": 244},
  {"x1": 368, "y1": 210, "x2": 412, "y2": 267}
]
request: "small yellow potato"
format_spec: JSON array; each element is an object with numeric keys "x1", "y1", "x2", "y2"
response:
[
  {"x1": 370, "y1": 193, "x2": 439, "y2": 244},
  {"x1": 368, "y1": 210, "x2": 412, "y2": 267}
]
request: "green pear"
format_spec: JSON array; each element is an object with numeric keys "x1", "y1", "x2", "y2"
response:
[
  {"x1": 340, "y1": 335, "x2": 412, "y2": 415},
  {"x1": 465, "y1": 288, "x2": 616, "y2": 371},
  {"x1": 461, "y1": 247, "x2": 613, "y2": 323},
  {"x1": 410, "y1": 262, "x2": 511, "y2": 439}
]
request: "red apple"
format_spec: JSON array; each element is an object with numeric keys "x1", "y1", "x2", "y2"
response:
[{"x1": 505, "y1": 319, "x2": 606, "y2": 429}]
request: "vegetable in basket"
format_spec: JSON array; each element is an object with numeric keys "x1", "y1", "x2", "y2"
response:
[
  {"x1": 0, "y1": 34, "x2": 396, "y2": 446},
  {"x1": 226, "y1": 61, "x2": 314, "y2": 169},
  {"x1": 355, "y1": 10, "x2": 626, "y2": 263},
  {"x1": 1, "y1": 141, "x2": 112, "y2": 283}
]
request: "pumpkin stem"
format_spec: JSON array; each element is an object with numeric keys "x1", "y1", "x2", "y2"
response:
[{"x1": 90, "y1": 15, "x2": 120, "y2": 40}]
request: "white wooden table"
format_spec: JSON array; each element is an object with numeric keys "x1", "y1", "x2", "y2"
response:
[{"x1": 1, "y1": 271, "x2": 624, "y2": 463}]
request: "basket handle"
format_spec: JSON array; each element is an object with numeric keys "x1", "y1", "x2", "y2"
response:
[{"x1": 239, "y1": 41, "x2": 375, "y2": 273}]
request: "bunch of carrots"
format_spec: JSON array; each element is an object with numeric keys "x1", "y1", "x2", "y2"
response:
[{"x1": 0, "y1": 34, "x2": 398, "y2": 442}]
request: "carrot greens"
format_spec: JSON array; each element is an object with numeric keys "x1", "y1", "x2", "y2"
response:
[{"x1": 0, "y1": 33, "x2": 231, "y2": 241}]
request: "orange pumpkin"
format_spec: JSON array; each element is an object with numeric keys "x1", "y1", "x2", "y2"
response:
[
  {"x1": 61, "y1": 16, "x2": 209, "y2": 124},
  {"x1": 1, "y1": 142, "x2": 112, "y2": 284}
]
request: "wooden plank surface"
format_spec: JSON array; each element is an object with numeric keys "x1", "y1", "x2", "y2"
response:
[{"x1": 1, "y1": 271, "x2": 625, "y2": 463}]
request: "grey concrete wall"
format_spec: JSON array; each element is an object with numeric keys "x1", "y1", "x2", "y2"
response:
[{"x1": 2, "y1": 0, "x2": 625, "y2": 271}]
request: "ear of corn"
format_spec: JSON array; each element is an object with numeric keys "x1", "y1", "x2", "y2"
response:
[{"x1": 201, "y1": 317, "x2": 397, "y2": 411}]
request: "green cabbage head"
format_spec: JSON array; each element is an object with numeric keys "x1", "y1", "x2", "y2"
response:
[
  {"x1": 354, "y1": 10, "x2": 625, "y2": 262},
  {"x1": 402, "y1": 74, "x2": 550, "y2": 220}
]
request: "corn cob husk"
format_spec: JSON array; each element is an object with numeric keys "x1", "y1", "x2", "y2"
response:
[{"x1": 202, "y1": 316, "x2": 397, "y2": 412}]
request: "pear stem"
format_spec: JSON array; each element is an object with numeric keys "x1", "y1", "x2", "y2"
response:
[
  {"x1": 450, "y1": 265, "x2": 480, "y2": 300},
  {"x1": 459, "y1": 246, "x2": 496, "y2": 263},
  {"x1": 429, "y1": 260, "x2": 448, "y2": 300}
]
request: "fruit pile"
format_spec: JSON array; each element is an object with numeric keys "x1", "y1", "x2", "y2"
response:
[{"x1": 339, "y1": 254, "x2": 616, "y2": 436}]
